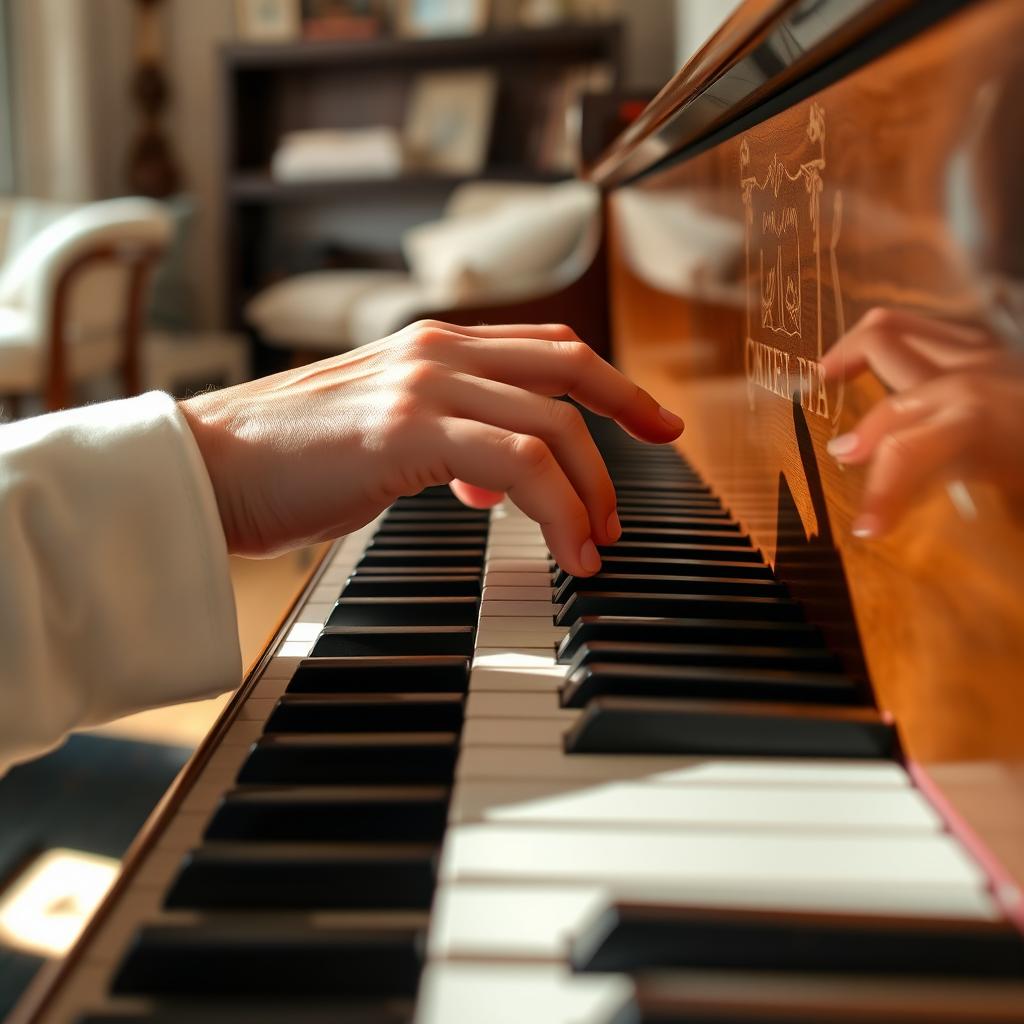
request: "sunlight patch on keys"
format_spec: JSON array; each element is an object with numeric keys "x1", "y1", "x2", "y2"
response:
[
  {"x1": 441, "y1": 825, "x2": 984, "y2": 888},
  {"x1": 428, "y1": 879, "x2": 999, "y2": 960}
]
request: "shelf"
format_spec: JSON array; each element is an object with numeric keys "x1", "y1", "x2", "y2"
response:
[
  {"x1": 229, "y1": 169, "x2": 570, "y2": 204},
  {"x1": 222, "y1": 22, "x2": 621, "y2": 71}
]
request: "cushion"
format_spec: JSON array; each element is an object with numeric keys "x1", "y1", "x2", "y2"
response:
[
  {"x1": 0, "y1": 306, "x2": 122, "y2": 392},
  {"x1": 402, "y1": 180, "x2": 598, "y2": 295},
  {"x1": 245, "y1": 269, "x2": 408, "y2": 350}
]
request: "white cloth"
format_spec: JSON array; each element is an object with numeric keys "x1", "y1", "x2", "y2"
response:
[
  {"x1": 271, "y1": 128, "x2": 404, "y2": 182},
  {"x1": 0, "y1": 392, "x2": 241, "y2": 774}
]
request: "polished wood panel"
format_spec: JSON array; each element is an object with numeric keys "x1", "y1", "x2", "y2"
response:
[{"x1": 605, "y1": 0, "x2": 1024, "y2": 767}]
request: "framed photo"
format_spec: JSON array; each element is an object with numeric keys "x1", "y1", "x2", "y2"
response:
[
  {"x1": 235, "y1": 0, "x2": 302, "y2": 42},
  {"x1": 396, "y1": 0, "x2": 490, "y2": 37},
  {"x1": 404, "y1": 70, "x2": 498, "y2": 174}
]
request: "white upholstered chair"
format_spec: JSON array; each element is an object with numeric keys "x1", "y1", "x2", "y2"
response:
[
  {"x1": 0, "y1": 197, "x2": 172, "y2": 414},
  {"x1": 245, "y1": 180, "x2": 603, "y2": 359}
]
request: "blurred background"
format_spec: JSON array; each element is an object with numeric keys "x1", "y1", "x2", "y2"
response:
[{"x1": 0, "y1": 0, "x2": 738, "y2": 1015}]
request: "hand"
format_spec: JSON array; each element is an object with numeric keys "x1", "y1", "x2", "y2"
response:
[
  {"x1": 179, "y1": 320, "x2": 684, "y2": 575},
  {"x1": 820, "y1": 307, "x2": 1024, "y2": 537}
]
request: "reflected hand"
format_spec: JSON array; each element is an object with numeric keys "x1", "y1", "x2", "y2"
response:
[
  {"x1": 820, "y1": 308, "x2": 1024, "y2": 537},
  {"x1": 179, "y1": 320, "x2": 684, "y2": 575}
]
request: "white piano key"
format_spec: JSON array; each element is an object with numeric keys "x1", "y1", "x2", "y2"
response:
[
  {"x1": 488, "y1": 545, "x2": 552, "y2": 558},
  {"x1": 462, "y1": 718, "x2": 571, "y2": 747},
  {"x1": 276, "y1": 639, "x2": 315, "y2": 658},
  {"x1": 415, "y1": 963, "x2": 630, "y2": 1024},
  {"x1": 284, "y1": 621, "x2": 325, "y2": 644},
  {"x1": 469, "y1": 665, "x2": 568, "y2": 691},
  {"x1": 482, "y1": 586, "x2": 557, "y2": 600},
  {"x1": 483, "y1": 573, "x2": 553, "y2": 587},
  {"x1": 451, "y1": 779, "x2": 942, "y2": 831},
  {"x1": 440, "y1": 824, "x2": 984, "y2": 888},
  {"x1": 456, "y1": 747, "x2": 913, "y2": 787},
  {"x1": 485, "y1": 559, "x2": 552, "y2": 572},
  {"x1": 480, "y1": 600, "x2": 559, "y2": 617},
  {"x1": 466, "y1": 692, "x2": 567, "y2": 719},
  {"x1": 472, "y1": 648, "x2": 559, "y2": 669},
  {"x1": 475, "y1": 626, "x2": 563, "y2": 648},
  {"x1": 428, "y1": 879, "x2": 999, "y2": 959}
]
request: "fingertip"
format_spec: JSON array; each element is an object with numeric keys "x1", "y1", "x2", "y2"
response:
[
  {"x1": 579, "y1": 538, "x2": 602, "y2": 575},
  {"x1": 827, "y1": 432, "x2": 859, "y2": 460},
  {"x1": 657, "y1": 406, "x2": 685, "y2": 434},
  {"x1": 449, "y1": 480, "x2": 505, "y2": 508}
]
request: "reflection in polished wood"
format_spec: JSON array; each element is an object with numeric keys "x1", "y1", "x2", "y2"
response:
[{"x1": 605, "y1": 0, "x2": 1024, "y2": 769}]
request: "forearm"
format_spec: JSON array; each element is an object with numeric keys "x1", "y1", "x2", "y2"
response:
[{"x1": 0, "y1": 393, "x2": 241, "y2": 773}]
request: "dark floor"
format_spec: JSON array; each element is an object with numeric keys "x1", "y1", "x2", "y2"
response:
[{"x1": 0, "y1": 734, "x2": 191, "y2": 1018}]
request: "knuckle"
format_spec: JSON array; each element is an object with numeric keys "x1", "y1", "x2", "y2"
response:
[
  {"x1": 546, "y1": 323, "x2": 578, "y2": 341},
  {"x1": 546, "y1": 398, "x2": 585, "y2": 434},
  {"x1": 859, "y1": 306, "x2": 898, "y2": 333},
  {"x1": 401, "y1": 359, "x2": 441, "y2": 393},
  {"x1": 505, "y1": 432, "x2": 552, "y2": 473},
  {"x1": 407, "y1": 323, "x2": 448, "y2": 350},
  {"x1": 559, "y1": 340, "x2": 594, "y2": 371}
]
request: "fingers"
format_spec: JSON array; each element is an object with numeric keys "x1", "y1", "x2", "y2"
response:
[
  {"x1": 412, "y1": 320, "x2": 584, "y2": 342},
  {"x1": 440, "y1": 374, "x2": 619, "y2": 544},
  {"x1": 441, "y1": 336, "x2": 684, "y2": 444},
  {"x1": 850, "y1": 413, "x2": 966, "y2": 538},
  {"x1": 439, "y1": 417, "x2": 601, "y2": 576},
  {"x1": 449, "y1": 480, "x2": 504, "y2": 508},
  {"x1": 820, "y1": 308, "x2": 1000, "y2": 388},
  {"x1": 826, "y1": 391, "x2": 936, "y2": 465}
]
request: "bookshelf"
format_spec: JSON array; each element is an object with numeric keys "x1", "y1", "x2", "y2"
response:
[{"x1": 221, "y1": 23, "x2": 622, "y2": 329}]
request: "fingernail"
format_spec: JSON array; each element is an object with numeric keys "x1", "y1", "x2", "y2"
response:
[
  {"x1": 606, "y1": 510, "x2": 621, "y2": 542},
  {"x1": 658, "y1": 406, "x2": 684, "y2": 431},
  {"x1": 827, "y1": 433, "x2": 858, "y2": 457},
  {"x1": 579, "y1": 538, "x2": 601, "y2": 573},
  {"x1": 851, "y1": 513, "x2": 881, "y2": 539}
]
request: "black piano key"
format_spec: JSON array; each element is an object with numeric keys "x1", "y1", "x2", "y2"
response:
[
  {"x1": 616, "y1": 515, "x2": 740, "y2": 531},
  {"x1": 166, "y1": 843, "x2": 437, "y2": 911},
  {"x1": 112, "y1": 922, "x2": 423, "y2": 997},
  {"x1": 341, "y1": 575, "x2": 481, "y2": 598},
  {"x1": 597, "y1": 542, "x2": 759, "y2": 561},
  {"x1": 564, "y1": 697, "x2": 896, "y2": 758},
  {"x1": 557, "y1": 617, "x2": 823, "y2": 662},
  {"x1": 555, "y1": 592, "x2": 803, "y2": 628},
  {"x1": 311, "y1": 626, "x2": 476, "y2": 658},
  {"x1": 265, "y1": 694, "x2": 464, "y2": 733},
  {"x1": 565, "y1": 640, "x2": 842, "y2": 675},
  {"x1": 286, "y1": 656, "x2": 469, "y2": 694},
  {"x1": 560, "y1": 663, "x2": 863, "y2": 709},
  {"x1": 553, "y1": 574, "x2": 786, "y2": 604},
  {"x1": 611, "y1": 529, "x2": 751, "y2": 547},
  {"x1": 551, "y1": 557, "x2": 775, "y2": 589},
  {"x1": 238, "y1": 733, "x2": 459, "y2": 784},
  {"x1": 356, "y1": 550, "x2": 483, "y2": 568},
  {"x1": 204, "y1": 785, "x2": 449, "y2": 842},
  {"x1": 327, "y1": 597, "x2": 479, "y2": 627},
  {"x1": 572, "y1": 903, "x2": 1024, "y2": 977},
  {"x1": 613, "y1": 978, "x2": 1024, "y2": 1024},
  {"x1": 617, "y1": 504, "x2": 730, "y2": 518}
]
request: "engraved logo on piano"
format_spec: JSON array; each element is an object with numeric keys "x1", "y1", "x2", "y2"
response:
[{"x1": 740, "y1": 103, "x2": 845, "y2": 426}]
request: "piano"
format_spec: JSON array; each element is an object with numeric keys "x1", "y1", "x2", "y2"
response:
[{"x1": 15, "y1": 0, "x2": 1024, "y2": 1020}]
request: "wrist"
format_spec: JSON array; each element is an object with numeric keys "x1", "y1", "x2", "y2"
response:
[{"x1": 178, "y1": 393, "x2": 238, "y2": 552}]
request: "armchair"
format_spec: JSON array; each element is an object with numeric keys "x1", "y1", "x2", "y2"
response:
[{"x1": 0, "y1": 198, "x2": 172, "y2": 414}]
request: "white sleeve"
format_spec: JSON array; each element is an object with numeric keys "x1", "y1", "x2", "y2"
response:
[{"x1": 0, "y1": 392, "x2": 242, "y2": 774}]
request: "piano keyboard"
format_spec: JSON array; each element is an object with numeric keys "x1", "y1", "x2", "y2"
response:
[{"x1": 41, "y1": 420, "x2": 1024, "y2": 1023}]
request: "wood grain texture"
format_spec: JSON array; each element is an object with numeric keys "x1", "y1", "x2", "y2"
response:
[{"x1": 606, "y1": 0, "x2": 1024, "y2": 768}]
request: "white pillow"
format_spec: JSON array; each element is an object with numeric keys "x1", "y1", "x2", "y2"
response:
[
  {"x1": 402, "y1": 181, "x2": 598, "y2": 292},
  {"x1": 245, "y1": 269, "x2": 407, "y2": 350}
]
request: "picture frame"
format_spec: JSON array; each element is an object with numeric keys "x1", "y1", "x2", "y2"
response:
[
  {"x1": 403, "y1": 70, "x2": 498, "y2": 174},
  {"x1": 395, "y1": 0, "x2": 491, "y2": 37},
  {"x1": 235, "y1": 0, "x2": 302, "y2": 42}
]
